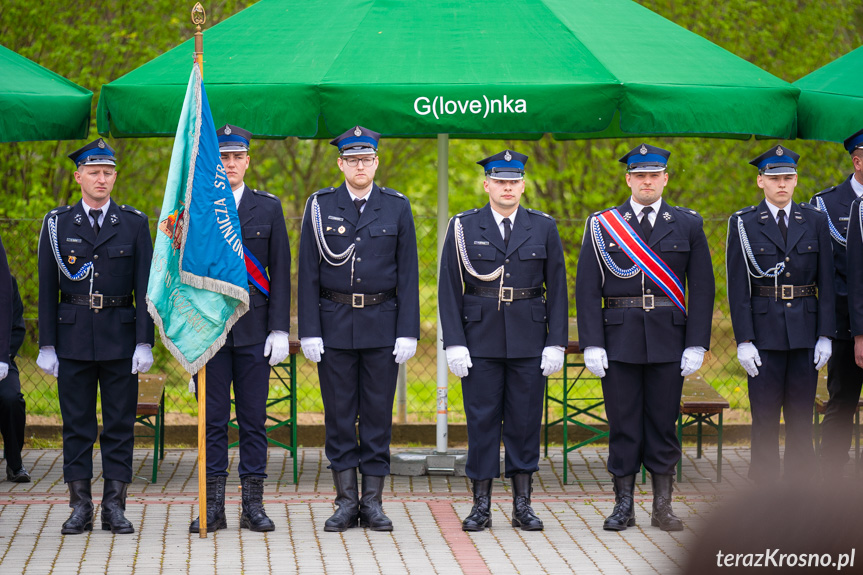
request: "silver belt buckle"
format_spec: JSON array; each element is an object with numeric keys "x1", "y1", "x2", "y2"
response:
[
  {"x1": 642, "y1": 294, "x2": 655, "y2": 310},
  {"x1": 90, "y1": 293, "x2": 104, "y2": 309},
  {"x1": 781, "y1": 285, "x2": 794, "y2": 300},
  {"x1": 501, "y1": 287, "x2": 514, "y2": 302},
  {"x1": 352, "y1": 293, "x2": 365, "y2": 308}
]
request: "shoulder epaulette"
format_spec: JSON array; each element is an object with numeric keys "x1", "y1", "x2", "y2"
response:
[
  {"x1": 813, "y1": 185, "x2": 837, "y2": 197},
  {"x1": 120, "y1": 204, "x2": 147, "y2": 218},
  {"x1": 379, "y1": 186, "x2": 407, "y2": 200},
  {"x1": 252, "y1": 189, "x2": 278, "y2": 201},
  {"x1": 732, "y1": 205, "x2": 757, "y2": 216},
  {"x1": 456, "y1": 208, "x2": 481, "y2": 218},
  {"x1": 800, "y1": 202, "x2": 820, "y2": 212},
  {"x1": 526, "y1": 208, "x2": 554, "y2": 220},
  {"x1": 674, "y1": 205, "x2": 701, "y2": 218},
  {"x1": 47, "y1": 206, "x2": 72, "y2": 217},
  {"x1": 313, "y1": 187, "x2": 337, "y2": 197}
]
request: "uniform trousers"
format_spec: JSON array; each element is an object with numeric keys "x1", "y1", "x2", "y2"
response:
[
  {"x1": 819, "y1": 339, "x2": 863, "y2": 471},
  {"x1": 318, "y1": 346, "x2": 398, "y2": 476},
  {"x1": 199, "y1": 338, "x2": 271, "y2": 478},
  {"x1": 462, "y1": 356, "x2": 544, "y2": 480},
  {"x1": 58, "y1": 357, "x2": 137, "y2": 483},
  {"x1": 602, "y1": 361, "x2": 683, "y2": 477},
  {"x1": 748, "y1": 348, "x2": 817, "y2": 483},
  {"x1": 0, "y1": 362, "x2": 25, "y2": 472}
]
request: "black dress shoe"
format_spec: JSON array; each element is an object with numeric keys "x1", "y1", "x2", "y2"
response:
[{"x1": 6, "y1": 466, "x2": 31, "y2": 483}]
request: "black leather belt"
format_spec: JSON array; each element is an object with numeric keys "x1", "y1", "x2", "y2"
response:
[
  {"x1": 320, "y1": 287, "x2": 397, "y2": 308},
  {"x1": 753, "y1": 284, "x2": 817, "y2": 299},
  {"x1": 249, "y1": 284, "x2": 267, "y2": 297},
  {"x1": 61, "y1": 293, "x2": 132, "y2": 309},
  {"x1": 464, "y1": 285, "x2": 544, "y2": 302},
  {"x1": 604, "y1": 295, "x2": 676, "y2": 310}
]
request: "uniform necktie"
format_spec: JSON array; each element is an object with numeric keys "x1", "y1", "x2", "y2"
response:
[
  {"x1": 353, "y1": 198, "x2": 366, "y2": 214},
  {"x1": 777, "y1": 208, "x2": 787, "y2": 243},
  {"x1": 90, "y1": 209, "x2": 102, "y2": 236},
  {"x1": 502, "y1": 217, "x2": 512, "y2": 247},
  {"x1": 640, "y1": 206, "x2": 653, "y2": 240}
]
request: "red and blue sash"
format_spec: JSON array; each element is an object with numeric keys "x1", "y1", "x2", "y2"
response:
[
  {"x1": 245, "y1": 250, "x2": 270, "y2": 297},
  {"x1": 596, "y1": 208, "x2": 686, "y2": 314}
]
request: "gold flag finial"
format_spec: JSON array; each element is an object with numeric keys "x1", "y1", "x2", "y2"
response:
[{"x1": 191, "y1": 2, "x2": 206, "y2": 25}]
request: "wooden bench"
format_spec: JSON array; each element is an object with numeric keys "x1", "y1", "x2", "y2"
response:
[
  {"x1": 135, "y1": 373, "x2": 167, "y2": 483},
  {"x1": 677, "y1": 375, "x2": 730, "y2": 482},
  {"x1": 813, "y1": 377, "x2": 862, "y2": 473}
]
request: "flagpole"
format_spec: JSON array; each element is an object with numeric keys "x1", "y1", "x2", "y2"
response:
[{"x1": 191, "y1": 1, "x2": 208, "y2": 539}]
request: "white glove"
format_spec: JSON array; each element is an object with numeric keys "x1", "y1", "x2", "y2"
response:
[
  {"x1": 446, "y1": 345, "x2": 472, "y2": 378},
  {"x1": 131, "y1": 344, "x2": 154, "y2": 374},
  {"x1": 0, "y1": 362, "x2": 7, "y2": 381},
  {"x1": 583, "y1": 346, "x2": 608, "y2": 378},
  {"x1": 264, "y1": 330, "x2": 291, "y2": 366},
  {"x1": 814, "y1": 336, "x2": 832, "y2": 371},
  {"x1": 680, "y1": 346, "x2": 707, "y2": 377},
  {"x1": 737, "y1": 342, "x2": 761, "y2": 377},
  {"x1": 300, "y1": 337, "x2": 325, "y2": 363},
  {"x1": 540, "y1": 346, "x2": 565, "y2": 377},
  {"x1": 37, "y1": 346, "x2": 59, "y2": 377},
  {"x1": 393, "y1": 337, "x2": 417, "y2": 364}
]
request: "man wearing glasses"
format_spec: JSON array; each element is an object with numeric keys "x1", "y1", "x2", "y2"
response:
[{"x1": 298, "y1": 126, "x2": 420, "y2": 533}]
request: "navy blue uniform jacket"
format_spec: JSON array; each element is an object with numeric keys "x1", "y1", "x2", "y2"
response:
[
  {"x1": 438, "y1": 204, "x2": 568, "y2": 358},
  {"x1": 810, "y1": 175, "x2": 857, "y2": 340},
  {"x1": 0, "y1": 237, "x2": 12, "y2": 365},
  {"x1": 38, "y1": 200, "x2": 155, "y2": 361},
  {"x1": 230, "y1": 186, "x2": 291, "y2": 346},
  {"x1": 576, "y1": 200, "x2": 715, "y2": 364},
  {"x1": 298, "y1": 183, "x2": 420, "y2": 349},
  {"x1": 844, "y1": 197, "x2": 863, "y2": 337},
  {"x1": 726, "y1": 200, "x2": 835, "y2": 350}
]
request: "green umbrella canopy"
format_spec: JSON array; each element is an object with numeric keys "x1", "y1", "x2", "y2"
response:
[
  {"x1": 0, "y1": 44, "x2": 93, "y2": 143},
  {"x1": 97, "y1": 0, "x2": 798, "y2": 140},
  {"x1": 794, "y1": 45, "x2": 863, "y2": 143}
]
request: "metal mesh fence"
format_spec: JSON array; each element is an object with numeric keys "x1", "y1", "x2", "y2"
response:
[{"x1": 7, "y1": 214, "x2": 749, "y2": 424}]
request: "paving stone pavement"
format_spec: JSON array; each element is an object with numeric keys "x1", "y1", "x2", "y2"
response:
[{"x1": 0, "y1": 446, "x2": 824, "y2": 574}]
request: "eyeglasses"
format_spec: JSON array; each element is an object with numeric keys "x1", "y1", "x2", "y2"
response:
[{"x1": 342, "y1": 156, "x2": 376, "y2": 167}]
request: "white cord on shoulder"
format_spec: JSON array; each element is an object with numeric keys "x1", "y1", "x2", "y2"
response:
[
  {"x1": 311, "y1": 195, "x2": 356, "y2": 285},
  {"x1": 455, "y1": 217, "x2": 505, "y2": 309},
  {"x1": 736, "y1": 216, "x2": 784, "y2": 297}
]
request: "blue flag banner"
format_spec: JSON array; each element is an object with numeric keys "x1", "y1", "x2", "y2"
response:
[{"x1": 147, "y1": 64, "x2": 249, "y2": 374}]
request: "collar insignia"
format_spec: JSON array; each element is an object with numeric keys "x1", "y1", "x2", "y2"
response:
[
  {"x1": 663, "y1": 211, "x2": 672, "y2": 221},
  {"x1": 623, "y1": 211, "x2": 632, "y2": 221},
  {"x1": 110, "y1": 214, "x2": 119, "y2": 225}
]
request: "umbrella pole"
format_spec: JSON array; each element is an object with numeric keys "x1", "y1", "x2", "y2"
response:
[
  {"x1": 191, "y1": 1, "x2": 208, "y2": 538},
  {"x1": 435, "y1": 133, "x2": 449, "y2": 454}
]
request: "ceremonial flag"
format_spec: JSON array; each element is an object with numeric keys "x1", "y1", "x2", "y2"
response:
[{"x1": 147, "y1": 63, "x2": 249, "y2": 373}]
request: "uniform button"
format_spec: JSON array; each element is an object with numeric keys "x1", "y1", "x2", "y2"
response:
[
  {"x1": 464, "y1": 316, "x2": 468, "y2": 320},
  {"x1": 256, "y1": 231, "x2": 260, "y2": 236},
  {"x1": 356, "y1": 278, "x2": 362, "y2": 283},
  {"x1": 785, "y1": 257, "x2": 790, "y2": 262},
  {"x1": 71, "y1": 249, "x2": 75, "y2": 254},
  {"x1": 505, "y1": 273, "x2": 510, "y2": 278},
  {"x1": 477, "y1": 253, "x2": 482, "y2": 257},
  {"x1": 356, "y1": 237, "x2": 361, "y2": 242},
  {"x1": 760, "y1": 248, "x2": 764, "y2": 252},
  {"x1": 95, "y1": 272, "x2": 99, "y2": 278},
  {"x1": 382, "y1": 229, "x2": 387, "y2": 233},
  {"x1": 543, "y1": 316, "x2": 547, "y2": 320},
  {"x1": 786, "y1": 302, "x2": 792, "y2": 308},
  {"x1": 531, "y1": 252, "x2": 536, "y2": 257},
  {"x1": 673, "y1": 245, "x2": 678, "y2": 249},
  {"x1": 356, "y1": 257, "x2": 362, "y2": 263},
  {"x1": 646, "y1": 289, "x2": 652, "y2": 294},
  {"x1": 505, "y1": 302, "x2": 511, "y2": 306},
  {"x1": 94, "y1": 309, "x2": 100, "y2": 314},
  {"x1": 785, "y1": 272, "x2": 791, "y2": 277},
  {"x1": 120, "y1": 250, "x2": 124, "y2": 254},
  {"x1": 604, "y1": 318, "x2": 607, "y2": 323},
  {"x1": 505, "y1": 259, "x2": 510, "y2": 264},
  {"x1": 808, "y1": 245, "x2": 812, "y2": 250},
  {"x1": 93, "y1": 254, "x2": 99, "y2": 260}
]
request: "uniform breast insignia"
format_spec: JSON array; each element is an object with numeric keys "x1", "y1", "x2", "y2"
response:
[
  {"x1": 473, "y1": 240, "x2": 490, "y2": 246},
  {"x1": 337, "y1": 226, "x2": 346, "y2": 234},
  {"x1": 328, "y1": 215, "x2": 344, "y2": 222},
  {"x1": 66, "y1": 237, "x2": 82, "y2": 244},
  {"x1": 840, "y1": 217, "x2": 850, "y2": 222},
  {"x1": 662, "y1": 211, "x2": 672, "y2": 221},
  {"x1": 68, "y1": 256, "x2": 77, "y2": 264}
]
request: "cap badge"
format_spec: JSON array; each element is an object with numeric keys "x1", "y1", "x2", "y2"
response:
[
  {"x1": 354, "y1": 126, "x2": 362, "y2": 137},
  {"x1": 97, "y1": 140, "x2": 106, "y2": 149},
  {"x1": 504, "y1": 151, "x2": 512, "y2": 162},
  {"x1": 224, "y1": 126, "x2": 232, "y2": 135},
  {"x1": 776, "y1": 146, "x2": 783, "y2": 156},
  {"x1": 640, "y1": 145, "x2": 648, "y2": 155}
]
